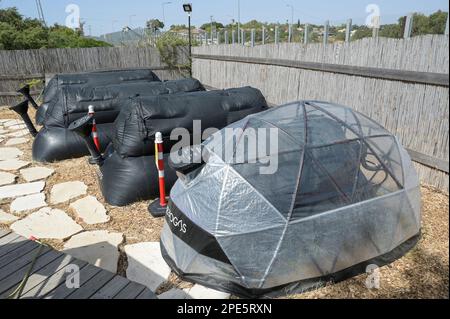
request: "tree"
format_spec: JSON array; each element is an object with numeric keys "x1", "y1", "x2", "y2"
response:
[
  {"x1": 0, "y1": 6, "x2": 110, "y2": 50},
  {"x1": 200, "y1": 22, "x2": 224, "y2": 33},
  {"x1": 146, "y1": 19, "x2": 164, "y2": 32}
]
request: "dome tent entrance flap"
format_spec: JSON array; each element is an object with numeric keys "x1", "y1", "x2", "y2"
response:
[{"x1": 161, "y1": 100, "x2": 421, "y2": 298}]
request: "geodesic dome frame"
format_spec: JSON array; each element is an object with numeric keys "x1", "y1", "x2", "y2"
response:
[{"x1": 161, "y1": 100, "x2": 421, "y2": 298}]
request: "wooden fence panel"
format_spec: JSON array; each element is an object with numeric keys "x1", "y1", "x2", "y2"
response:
[
  {"x1": 192, "y1": 35, "x2": 449, "y2": 192},
  {"x1": 0, "y1": 46, "x2": 189, "y2": 106}
]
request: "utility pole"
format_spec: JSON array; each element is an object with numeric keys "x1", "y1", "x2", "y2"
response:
[{"x1": 35, "y1": 0, "x2": 47, "y2": 27}]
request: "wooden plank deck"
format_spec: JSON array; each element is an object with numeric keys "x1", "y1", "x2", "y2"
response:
[{"x1": 0, "y1": 229, "x2": 156, "y2": 299}]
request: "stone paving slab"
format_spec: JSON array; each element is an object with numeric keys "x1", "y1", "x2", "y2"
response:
[
  {"x1": 124, "y1": 242, "x2": 171, "y2": 291},
  {"x1": 11, "y1": 207, "x2": 83, "y2": 240},
  {"x1": 20, "y1": 166, "x2": 55, "y2": 182},
  {"x1": 0, "y1": 209, "x2": 19, "y2": 224},
  {"x1": 3, "y1": 119, "x2": 24, "y2": 127},
  {"x1": 0, "y1": 181, "x2": 45, "y2": 200},
  {"x1": 0, "y1": 171, "x2": 16, "y2": 186},
  {"x1": 50, "y1": 181, "x2": 88, "y2": 204},
  {"x1": 7, "y1": 124, "x2": 27, "y2": 131},
  {"x1": 5, "y1": 137, "x2": 29, "y2": 146},
  {"x1": 63, "y1": 230, "x2": 123, "y2": 273},
  {"x1": 0, "y1": 159, "x2": 30, "y2": 171},
  {"x1": 10, "y1": 193, "x2": 47, "y2": 213},
  {"x1": 6, "y1": 130, "x2": 30, "y2": 138},
  {"x1": 0, "y1": 147, "x2": 23, "y2": 160},
  {"x1": 184, "y1": 284, "x2": 231, "y2": 299},
  {"x1": 158, "y1": 288, "x2": 191, "y2": 299},
  {"x1": 69, "y1": 196, "x2": 109, "y2": 225}
]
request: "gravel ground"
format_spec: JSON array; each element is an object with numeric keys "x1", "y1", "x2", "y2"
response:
[{"x1": 0, "y1": 106, "x2": 448, "y2": 299}]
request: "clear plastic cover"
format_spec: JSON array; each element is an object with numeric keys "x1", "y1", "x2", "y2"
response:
[{"x1": 162, "y1": 100, "x2": 421, "y2": 295}]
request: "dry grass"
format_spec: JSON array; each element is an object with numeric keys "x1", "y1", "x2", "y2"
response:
[{"x1": 0, "y1": 106, "x2": 448, "y2": 298}]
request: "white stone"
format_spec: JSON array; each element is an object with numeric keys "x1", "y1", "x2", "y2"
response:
[
  {"x1": 0, "y1": 129, "x2": 8, "y2": 134},
  {"x1": 20, "y1": 167, "x2": 54, "y2": 182},
  {"x1": 5, "y1": 138, "x2": 29, "y2": 146},
  {"x1": 158, "y1": 288, "x2": 191, "y2": 299},
  {"x1": 0, "y1": 209, "x2": 19, "y2": 224},
  {"x1": 50, "y1": 181, "x2": 87, "y2": 204},
  {"x1": 7, "y1": 124, "x2": 27, "y2": 131},
  {"x1": 185, "y1": 285, "x2": 231, "y2": 299},
  {"x1": 6, "y1": 130, "x2": 30, "y2": 138},
  {"x1": 69, "y1": 196, "x2": 109, "y2": 225},
  {"x1": 0, "y1": 159, "x2": 30, "y2": 171},
  {"x1": 0, "y1": 119, "x2": 14, "y2": 123},
  {"x1": 63, "y1": 230, "x2": 123, "y2": 273},
  {"x1": 0, "y1": 181, "x2": 45, "y2": 200},
  {"x1": 10, "y1": 193, "x2": 47, "y2": 213},
  {"x1": 124, "y1": 242, "x2": 171, "y2": 291},
  {"x1": 0, "y1": 171, "x2": 16, "y2": 186},
  {"x1": 11, "y1": 207, "x2": 82, "y2": 240},
  {"x1": 0, "y1": 147, "x2": 23, "y2": 160},
  {"x1": 3, "y1": 119, "x2": 24, "y2": 127}
]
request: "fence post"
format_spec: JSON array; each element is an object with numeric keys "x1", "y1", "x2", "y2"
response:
[
  {"x1": 242, "y1": 30, "x2": 245, "y2": 45},
  {"x1": 323, "y1": 20, "x2": 329, "y2": 45},
  {"x1": 251, "y1": 29, "x2": 255, "y2": 47},
  {"x1": 304, "y1": 23, "x2": 309, "y2": 44},
  {"x1": 217, "y1": 31, "x2": 220, "y2": 44},
  {"x1": 224, "y1": 30, "x2": 228, "y2": 44},
  {"x1": 372, "y1": 15, "x2": 380, "y2": 38},
  {"x1": 275, "y1": 26, "x2": 279, "y2": 44},
  {"x1": 288, "y1": 24, "x2": 292, "y2": 43},
  {"x1": 262, "y1": 26, "x2": 265, "y2": 45},
  {"x1": 404, "y1": 13, "x2": 413, "y2": 39},
  {"x1": 345, "y1": 19, "x2": 352, "y2": 42},
  {"x1": 232, "y1": 30, "x2": 236, "y2": 44},
  {"x1": 445, "y1": 13, "x2": 449, "y2": 35}
]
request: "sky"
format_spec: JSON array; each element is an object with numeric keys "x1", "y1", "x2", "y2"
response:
[{"x1": 1, "y1": 0, "x2": 449, "y2": 36}]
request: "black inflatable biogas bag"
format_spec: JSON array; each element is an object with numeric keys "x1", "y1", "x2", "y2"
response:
[
  {"x1": 99, "y1": 87, "x2": 268, "y2": 206},
  {"x1": 32, "y1": 78, "x2": 205, "y2": 162},
  {"x1": 36, "y1": 68, "x2": 161, "y2": 125}
]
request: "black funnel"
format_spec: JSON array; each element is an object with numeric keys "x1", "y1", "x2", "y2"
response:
[
  {"x1": 17, "y1": 84, "x2": 39, "y2": 110},
  {"x1": 68, "y1": 115, "x2": 104, "y2": 166},
  {"x1": 9, "y1": 100, "x2": 38, "y2": 137}
]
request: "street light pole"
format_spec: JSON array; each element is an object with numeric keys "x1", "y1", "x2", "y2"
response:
[
  {"x1": 129, "y1": 14, "x2": 136, "y2": 28},
  {"x1": 287, "y1": 4, "x2": 294, "y2": 42},
  {"x1": 210, "y1": 15, "x2": 214, "y2": 43},
  {"x1": 183, "y1": 4, "x2": 193, "y2": 77},
  {"x1": 162, "y1": 2, "x2": 172, "y2": 30},
  {"x1": 188, "y1": 12, "x2": 192, "y2": 76},
  {"x1": 237, "y1": 0, "x2": 241, "y2": 44}
]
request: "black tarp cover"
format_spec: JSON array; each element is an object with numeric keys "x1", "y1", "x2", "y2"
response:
[
  {"x1": 99, "y1": 87, "x2": 268, "y2": 206},
  {"x1": 36, "y1": 68, "x2": 160, "y2": 125},
  {"x1": 32, "y1": 78, "x2": 205, "y2": 162}
]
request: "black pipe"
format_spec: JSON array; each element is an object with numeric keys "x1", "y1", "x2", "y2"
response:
[
  {"x1": 17, "y1": 84, "x2": 39, "y2": 110},
  {"x1": 9, "y1": 100, "x2": 38, "y2": 137},
  {"x1": 68, "y1": 115, "x2": 104, "y2": 166}
]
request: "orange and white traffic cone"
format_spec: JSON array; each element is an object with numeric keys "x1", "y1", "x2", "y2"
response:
[
  {"x1": 88, "y1": 105, "x2": 101, "y2": 152},
  {"x1": 148, "y1": 132, "x2": 168, "y2": 217}
]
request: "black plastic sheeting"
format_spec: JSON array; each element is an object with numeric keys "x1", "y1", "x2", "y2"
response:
[
  {"x1": 32, "y1": 78, "x2": 205, "y2": 162},
  {"x1": 99, "y1": 87, "x2": 268, "y2": 206},
  {"x1": 36, "y1": 68, "x2": 161, "y2": 125}
]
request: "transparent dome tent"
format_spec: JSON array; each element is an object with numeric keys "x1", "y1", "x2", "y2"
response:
[{"x1": 160, "y1": 101, "x2": 421, "y2": 298}]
